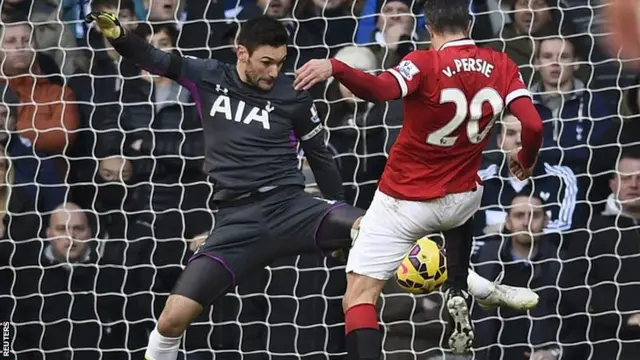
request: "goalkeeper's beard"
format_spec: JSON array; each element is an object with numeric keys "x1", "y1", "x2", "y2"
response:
[{"x1": 244, "y1": 63, "x2": 275, "y2": 91}]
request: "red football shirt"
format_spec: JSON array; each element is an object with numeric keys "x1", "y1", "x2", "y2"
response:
[{"x1": 379, "y1": 39, "x2": 530, "y2": 201}]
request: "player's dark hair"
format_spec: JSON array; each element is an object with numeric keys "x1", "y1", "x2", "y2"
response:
[
  {"x1": 237, "y1": 16, "x2": 289, "y2": 54},
  {"x1": 423, "y1": 0, "x2": 470, "y2": 35}
]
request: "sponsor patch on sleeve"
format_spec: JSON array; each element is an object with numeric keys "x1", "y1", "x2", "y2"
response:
[{"x1": 397, "y1": 60, "x2": 420, "y2": 81}]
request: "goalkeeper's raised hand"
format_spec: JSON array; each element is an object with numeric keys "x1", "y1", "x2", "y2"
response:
[{"x1": 85, "y1": 11, "x2": 124, "y2": 40}]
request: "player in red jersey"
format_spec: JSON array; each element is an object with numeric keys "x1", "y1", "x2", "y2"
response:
[{"x1": 294, "y1": 0, "x2": 543, "y2": 357}]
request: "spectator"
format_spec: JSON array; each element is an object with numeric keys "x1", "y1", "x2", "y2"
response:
[
  {"x1": 142, "y1": 0, "x2": 183, "y2": 23},
  {"x1": 532, "y1": 37, "x2": 616, "y2": 174},
  {"x1": 319, "y1": 46, "x2": 398, "y2": 208},
  {"x1": 1, "y1": 0, "x2": 84, "y2": 75},
  {"x1": 175, "y1": 0, "x2": 227, "y2": 61},
  {"x1": 0, "y1": 18, "x2": 80, "y2": 159},
  {"x1": 472, "y1": 188, "x2": 565, "y2": 360},
  {"x1": 484, "y1": 0, "x2": 589, "y2": 86},
  {"x1": 298, "y1": 0, "x2": 360, "y2": 55},
  {"x1": 561, "y1": 147, "x2": 640, "y2": 360},
  {"x1": 476, "y1": 111, "x2": 580, "y2": 242},
  {"x1": 599, "y1": 75, "x2": 640, "y2": 149},
  {"x1": 0, "y1": 83, "x2": 65, "y2": 213},
  {"x1": 67, "y1": 0, "x2": 141, "y2": 207},
  {"x1": 91, "y1": 155, "x2": 137, "y2": 258},
  {"x1": 587, "y1": 75, "x2": 640, "y2": 213},
  {"x1": 370, "y1": 0, "x2": 428, "y2": 69},
  {"x1": 0, "y1": 147, "x2": 43, "y2": 334},
  {"x1": 12, "y1": 202, "x2": 144, "y2": 360}
]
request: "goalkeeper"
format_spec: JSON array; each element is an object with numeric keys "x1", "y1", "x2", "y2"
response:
[{"x1": 86, "y1": 12, "x2": 538, "y2": 360}]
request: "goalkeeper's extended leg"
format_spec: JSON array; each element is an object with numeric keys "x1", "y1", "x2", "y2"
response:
[{"x1": 145, "y1": 256, "x2": 233, "y2": 360}]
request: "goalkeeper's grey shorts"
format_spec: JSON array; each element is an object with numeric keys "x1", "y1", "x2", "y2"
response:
[{"x1": 187, "y1": 185, "x2": 350, "y2": 287}]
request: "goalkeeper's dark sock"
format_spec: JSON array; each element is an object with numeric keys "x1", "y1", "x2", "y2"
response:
[{"x1": 345, "y1": 303, "x2": 381, "y2": 360}]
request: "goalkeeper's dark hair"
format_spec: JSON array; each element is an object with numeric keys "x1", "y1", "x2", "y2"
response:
[
  {"x1": 423, "y1": 0, "x2": 470, "y2": 35},
  {"x1": 237, "y1": 16, "x2": 289, "y2": 54}
]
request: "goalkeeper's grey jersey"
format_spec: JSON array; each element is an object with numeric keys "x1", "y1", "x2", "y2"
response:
[
  {"x1": 111, "y1": 33, "x2": 343, "y2": 200},
  {"x1": 185, "y1": 60, "x2": 321, "y2": 195}
]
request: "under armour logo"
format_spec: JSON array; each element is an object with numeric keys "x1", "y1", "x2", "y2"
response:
[
  {"x1": 215, "y1": 84, "x2": 228, "y2": 95},
  {"x1": 265, "y1": 101, "x2": 274, "y2": 113}
]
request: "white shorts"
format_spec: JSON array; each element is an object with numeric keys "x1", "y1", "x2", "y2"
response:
[{"x1": 345, "y1": 186, "x2": 483, "y2": 280}]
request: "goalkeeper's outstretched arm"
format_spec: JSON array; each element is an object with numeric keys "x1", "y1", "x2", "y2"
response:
[{"x1": 85, "y1": 11, "x2": 211, "y2": 89}]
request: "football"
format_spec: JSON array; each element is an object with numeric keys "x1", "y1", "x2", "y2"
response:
[
  {"x1": 603, "y1": 0, "x2": 640, "y2": 69},
  {"x1": 395, "y1": 237, "x2": 448, "y2": 294}
]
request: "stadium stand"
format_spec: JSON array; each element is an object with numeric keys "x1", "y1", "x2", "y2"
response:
[{"x1": 1, "y1": 0, "x2": 640, "y2": 359}]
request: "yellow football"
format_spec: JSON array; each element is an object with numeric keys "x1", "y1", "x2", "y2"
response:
[{"x1": 395, "y1": 237, "x2": 448, "y2": 295}]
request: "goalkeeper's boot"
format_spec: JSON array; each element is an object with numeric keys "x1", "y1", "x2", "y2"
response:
[
  {"x1": 475, "y1": 273, "x2": 539, "y2": 311},
  {"x1": 445, "y1": 288, "x2": 474, "y2": 354}
]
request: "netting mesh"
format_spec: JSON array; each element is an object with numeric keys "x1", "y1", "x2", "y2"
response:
[{"x1": 1, "y1": 0, "x2": 639, "y2": 359}]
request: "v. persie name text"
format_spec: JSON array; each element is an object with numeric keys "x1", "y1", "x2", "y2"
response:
[{"x1": 442, "y1": 58, "x2": 494, "y2": 78}]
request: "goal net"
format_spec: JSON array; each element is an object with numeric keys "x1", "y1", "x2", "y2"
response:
[{"x1": 1, "y1": 0, "x2": 638, "y2": 359}]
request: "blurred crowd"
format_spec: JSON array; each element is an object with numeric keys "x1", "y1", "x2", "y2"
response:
[{"x1": 1, "y1": 0, "x2": 640, "y2": 359}]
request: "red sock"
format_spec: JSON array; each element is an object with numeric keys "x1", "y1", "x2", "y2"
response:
[{"x1": 344, "y1": 303, "x2": 379, "y2": 335}]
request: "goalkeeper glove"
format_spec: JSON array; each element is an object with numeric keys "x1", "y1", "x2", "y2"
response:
[{"x1": 85, "y1": 11, "x2": 124, "y2": 40}]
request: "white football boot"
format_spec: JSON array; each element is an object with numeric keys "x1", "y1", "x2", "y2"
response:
[{"x1": 469, "y1": 270, "x2": 539, "y2": 311}]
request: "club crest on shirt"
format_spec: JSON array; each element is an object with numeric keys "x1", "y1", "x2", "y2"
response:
[
  {"x1": 310, "y1": 104, "x2": 320, "y2": 123},
  {"x1": 398, "y1": 60, "x2": 419, "y2": 81}
]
